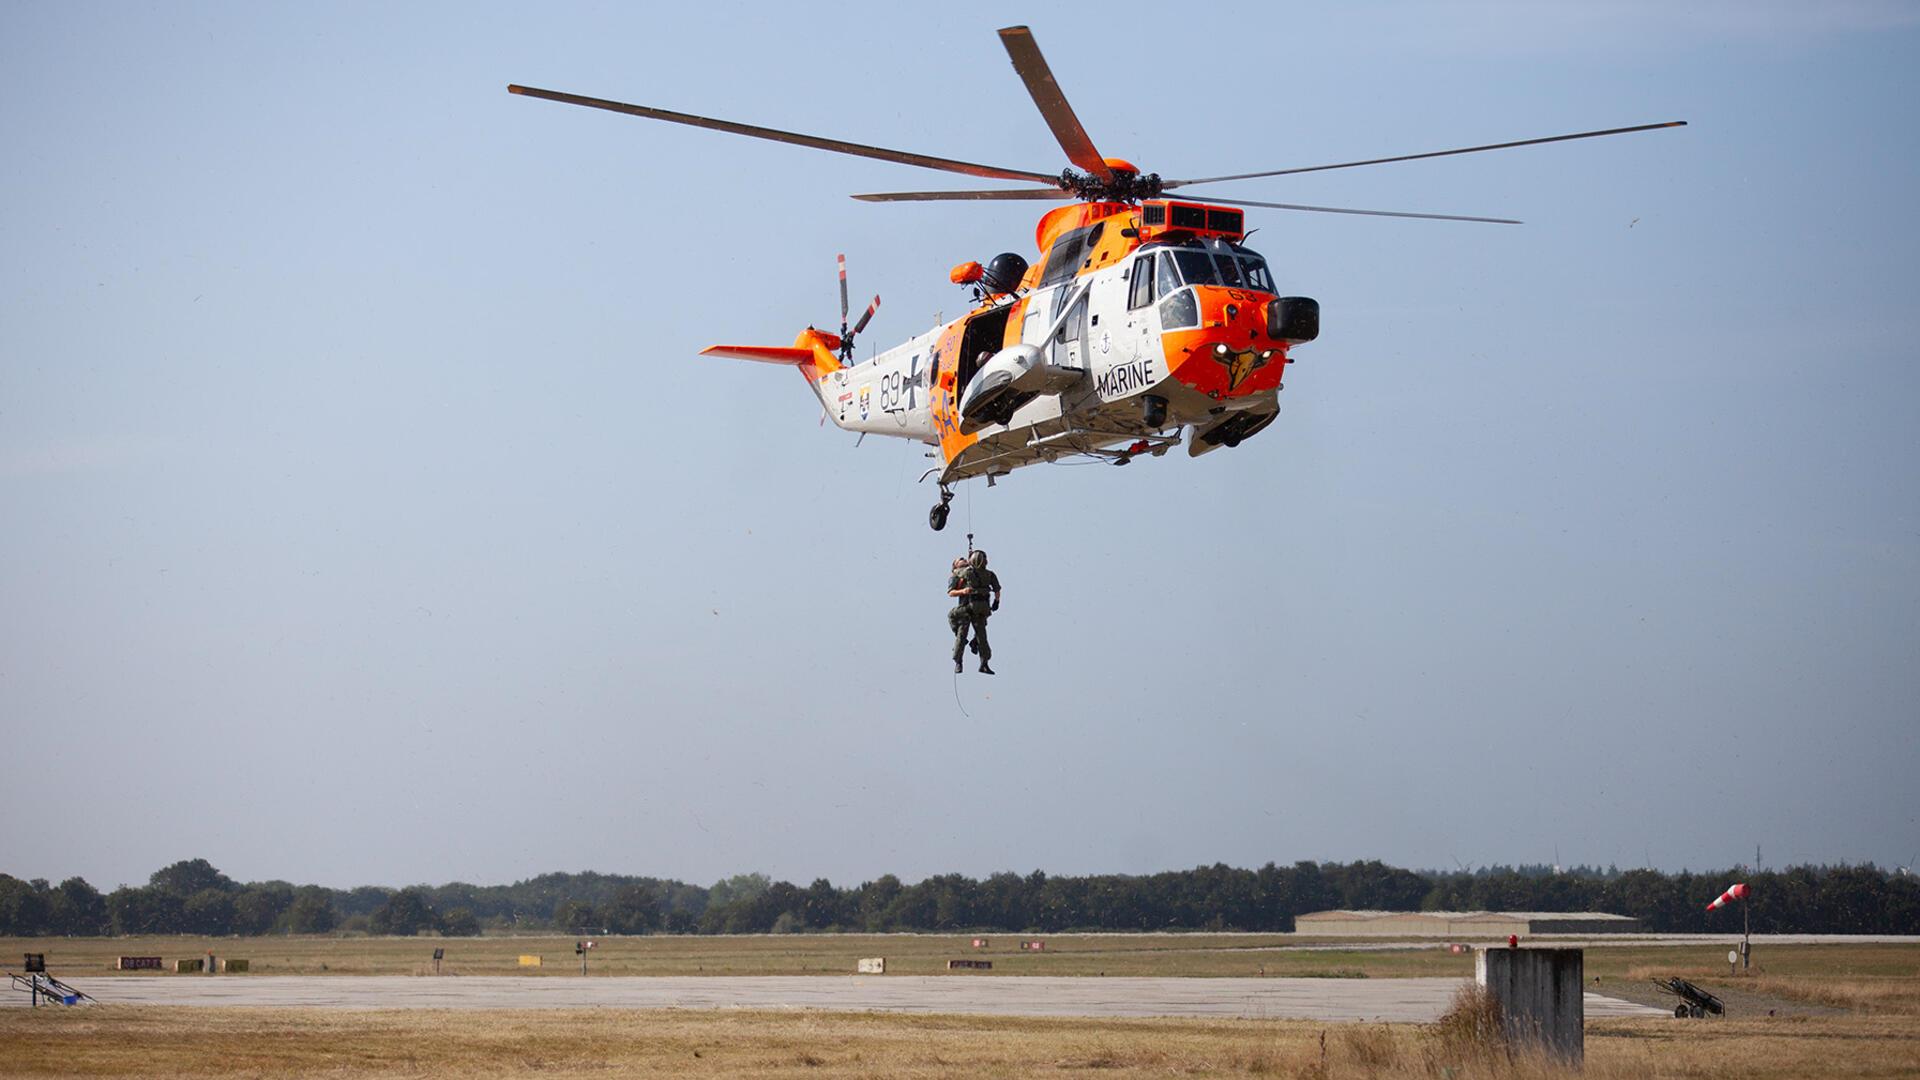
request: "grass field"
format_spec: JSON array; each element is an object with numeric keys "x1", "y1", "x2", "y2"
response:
[
  {"x1": 3, "y1": 1006, "x2": 1917, "y2": 1078},
  {"x1": 16, "y1": 932, "x2": 1423, "y2": 978},
  {"x1": 7, "y1": 933, "x2": 1916, "y2": 985},
  {"x1": 5, "y1": 937, "x2": 1916, "y2": 1077}
]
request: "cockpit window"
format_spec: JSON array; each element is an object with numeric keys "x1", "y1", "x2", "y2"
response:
[
  {"x1": 1171, "y1": 250, "x2": 1219, "y2": 287},
  {"x1": 1215, "y1": 251, "x2": 1245, "y2": 287},
  {"x1": 1229, "y1": 243, "x2": 1276, "y2": 292},
  {"x1": 1128, "y1": 254, "x2": 1155, "y2": 309},
  {"x1": 1239, "y1": 256, "x2": 1274, "y2": 291},
  {"x1": 1159, "y1": 288, "x2": 1199, "y2": 329},
  {"x1": 1155, "y1": 253, "x2": 1183, "y2": 298},
  {"x1": 1153, "y1": 239, "x2": 1276, "y2": 293}
]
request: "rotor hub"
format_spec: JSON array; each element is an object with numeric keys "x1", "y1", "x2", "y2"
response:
[{"x1": 1059, "y1": 167, "x2": 1164, "y2": 204}]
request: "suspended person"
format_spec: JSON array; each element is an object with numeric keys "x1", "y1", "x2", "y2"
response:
[
  {"x1": 945, "y1": 555, "x2": 970, "y2": 671},
  {"x1": 947, "y1": 549, "x2": 1002, "y2": 674}
]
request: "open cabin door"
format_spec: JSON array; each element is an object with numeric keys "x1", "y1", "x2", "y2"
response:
[{"x1": 955, "y1": 305, "x2": 1013, "y2": 399}]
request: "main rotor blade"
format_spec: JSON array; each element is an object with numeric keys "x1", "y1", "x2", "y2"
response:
[
  {"x1": 1166, "y1": 121, "x2": 1688, "y2": 188},
  {"x1": 848, "y1": 188, "x2": 1512, "y2": 221},
  {"x1": 997, "y1": 26, "x2": 1113, "y2": 184},
  {"x1": 851, "y1": 187, "x2": 1073, "y2": 202},
  {"x1": 1204, "y1": 197, "x2": 1522, "y2": 225},
  {"x1": 508, "y1": 84, "x2": 1059, "y2": 185}
]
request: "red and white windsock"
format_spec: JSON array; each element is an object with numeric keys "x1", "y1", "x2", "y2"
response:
[{"x1": 1707, "y1": 882, "x2": 1749, "y2": 911}]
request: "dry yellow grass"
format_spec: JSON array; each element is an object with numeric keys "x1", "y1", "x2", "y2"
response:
[
  {"x1": 1735, "y1": 974, "x2": 1920, "y2": 1015},
  {"x1": 1622, "y1": 942, "x2": 1920, "y2": 980},
  {"x1": 2, "y1": 1006, "x2": 1916, "y2": 1078},
  {"x1": 1622, "y1": 945, "x2": 1920, "y2": 1017}
]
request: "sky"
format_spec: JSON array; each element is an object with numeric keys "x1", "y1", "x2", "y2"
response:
[{"x1": 3, "y1": 1, "x2": 1916, "y2": 892}]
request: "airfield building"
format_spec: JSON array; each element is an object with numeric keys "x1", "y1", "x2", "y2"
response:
[{"x1": 1293, "y1": 910, "x2": 1642, "y2": 937}]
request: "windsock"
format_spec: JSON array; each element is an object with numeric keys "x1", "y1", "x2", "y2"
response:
[{"x1": 1707, "y1": 882, "x2": 1749, "y2": 911}]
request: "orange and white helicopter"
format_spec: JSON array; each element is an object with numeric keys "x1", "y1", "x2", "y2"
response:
[{"x1": 511, "y1": 26, "x2": 1682, "y2": 531}]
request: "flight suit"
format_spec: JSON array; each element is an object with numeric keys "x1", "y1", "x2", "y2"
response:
[{"x1": 948, "y1": 563, "x2": 999, "y2": 666}]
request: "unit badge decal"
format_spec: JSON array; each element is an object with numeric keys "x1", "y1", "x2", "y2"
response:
[{"x1": 1215, "y1": 346, "x2": 1268, "y2": 393}]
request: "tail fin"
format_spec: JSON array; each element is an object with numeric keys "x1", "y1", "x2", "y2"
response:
[
  {"x1": 701, "y1": 345, "x2": 816, "y2": 364},
  {"x1": 701, "y1": 329, "x2": 847, "y2": 424},
  {"x1": 700, "y1": 328, "x2": 843, "y2": 383}
]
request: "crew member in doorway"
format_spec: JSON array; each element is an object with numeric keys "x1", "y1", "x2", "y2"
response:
[{"x1": 947, "y1": 550, "x2": 1002, "y2": 674}]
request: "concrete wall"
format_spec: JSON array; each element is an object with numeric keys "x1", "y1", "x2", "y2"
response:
[
  {"x1": 1290, "y1": 907, "x2": 1528, "y2": 933},
  {"x1": 1475, "y1": 947, "x2": 1584, "y2": 1064},
  {"x1": 1295, "y1": 913, "x2": 1529, "y2": 937},
  {"x1": 1294, "y1": 911, "x2": 1641, "y2": 937},
  {"x1": 1523, "y1": 916, "x2": 1643, "y2": 934}
]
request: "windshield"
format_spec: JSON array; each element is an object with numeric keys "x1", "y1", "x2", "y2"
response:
[
  {"x1": 1162, "y1": 240, "x2": 1275, "y2": 293},
  {"x1": 1233, "y1": 245, "x2": 1277, "y2": 292},
  {"x1": 1170, "y1": 250, "x2": 1219, "y2": 288}
]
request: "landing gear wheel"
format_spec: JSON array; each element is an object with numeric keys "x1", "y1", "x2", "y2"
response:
[{"x1": 929, "y1": 485, "x2": 954, "y2": 531}]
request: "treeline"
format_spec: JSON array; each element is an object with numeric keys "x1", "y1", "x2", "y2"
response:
[{"x1": 3, "y1": 858, "x2": 1916, "y2": 938}]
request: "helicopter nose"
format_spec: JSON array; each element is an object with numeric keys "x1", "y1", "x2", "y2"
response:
[{"x1": 1160, "y1": 287, "x2": 1296, "y2": 400}]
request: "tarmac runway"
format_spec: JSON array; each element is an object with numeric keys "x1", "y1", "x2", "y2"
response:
[{"x1": 51, "y1": 975, "x2": 1668, "y2": 1021}]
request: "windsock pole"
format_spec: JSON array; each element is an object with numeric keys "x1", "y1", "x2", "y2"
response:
[
  {"x1": 1707, "y1": 882, "x2": 1751, "y2": 972},
  {"x1": 1743, "y1": 886, "x2": 1750, "y2": 971}
]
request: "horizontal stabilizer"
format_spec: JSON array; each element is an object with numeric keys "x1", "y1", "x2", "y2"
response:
[{"x1": 701, "y1": 345, "x2": 816, "y2": 364}]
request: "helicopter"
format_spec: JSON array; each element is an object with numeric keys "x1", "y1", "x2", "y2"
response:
[{"x1": 510, "y1": 26, "x2": 1683, "y2": 531}]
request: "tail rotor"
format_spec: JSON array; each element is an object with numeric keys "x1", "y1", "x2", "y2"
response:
[{"x1": 836, "y1": 253, "x2": 881, "y2": 363}]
